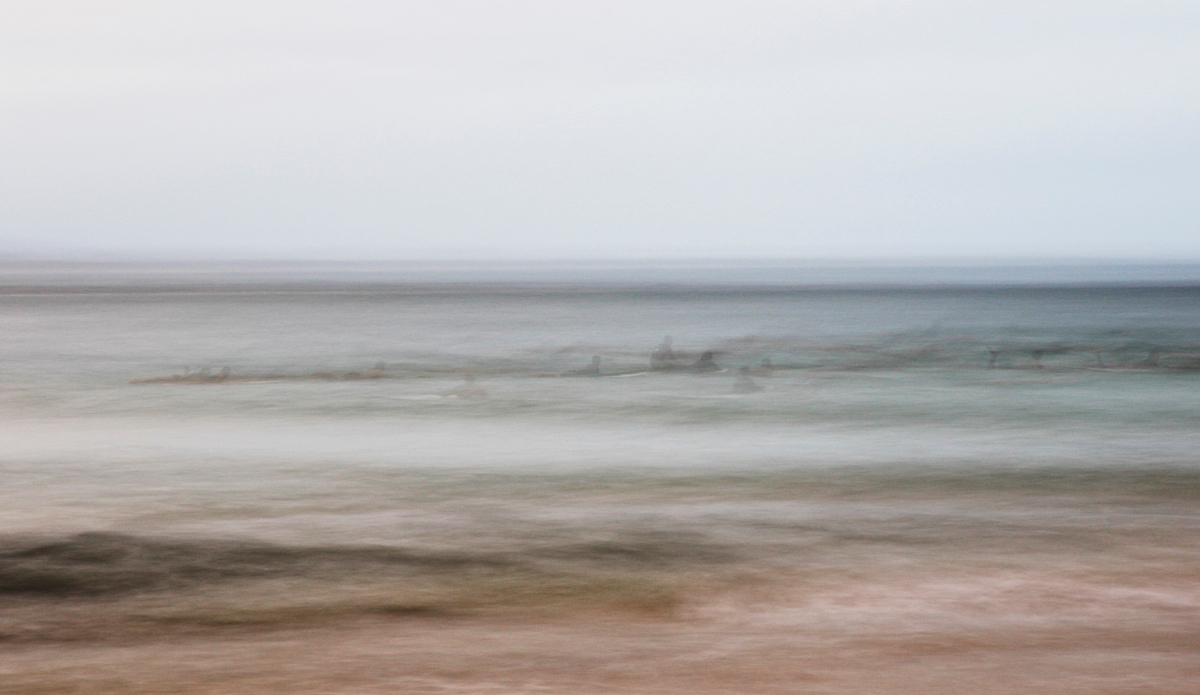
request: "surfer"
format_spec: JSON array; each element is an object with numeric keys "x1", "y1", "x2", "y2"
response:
[
  {"x1": 651, "y1": 336, "x2": 678, "y2": 369},
  {"x1": 442, "y1": 372, "x2": 488, "y2": 399},
  {"x1": 693, "y1": 351, "x2": 719, "y2": 373},
  {"x1": 348, "y1": 361, "x2": 387, "y2": 379},
  {"x1": 733, "y1": 366, "x2": 762, "y2": 393},
  {"x1": 565, "y1": 355, "x2": 601, "y2": 376}
]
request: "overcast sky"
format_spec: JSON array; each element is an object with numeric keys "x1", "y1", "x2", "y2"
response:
[{"x1": 2, "y1": 1, "x2": 1198, "y2": 261}]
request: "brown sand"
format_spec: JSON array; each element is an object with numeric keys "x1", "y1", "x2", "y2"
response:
[{"x1": 3, "y1": 571, "x2": 1198, "y2": 695}]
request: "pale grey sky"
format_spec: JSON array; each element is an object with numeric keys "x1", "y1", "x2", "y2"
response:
[{"x1": 3, "y1": 1, "x2": 1198, "y2": 260}]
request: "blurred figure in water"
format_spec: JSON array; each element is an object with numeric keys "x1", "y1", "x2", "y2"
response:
[
  {"x1": 442, "y1": 371, "x2": 488, "y2": 399},
  {"x1": 749, "y1": 358, "x2": 773, "y2": 376},
  {"x1": 987, "y1": 348, "x2": 1000, "y2": 368},
  {"x1": 692, "y1": 351, "x2": 719, "y2": 373},
  {"x1": 346, "y1": 361, "x2": 387, "y2": 379},
  {"x1": 651, "y1": 335, "x2": 678, "y2": 369},
  {"x1": 733, "y1": 366, "x2": 763, "y2": 393},
  {"x1": 341, "y1": 362, "x2": 387, "y2": 380},
  {"x1": 565, "y1": 355, "x2": 601, "y2": 376},
  {"x1": 1030, "y1": 349, "x2": 1045, "y2": 369}
]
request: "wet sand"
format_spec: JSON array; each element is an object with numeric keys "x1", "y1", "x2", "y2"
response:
[
  {"x1": 3, "y1": 470, "x2": 1199, "y2": 694},
  {"x1": 3, "y1": 590, "x2": 1198, "y2": 694}
]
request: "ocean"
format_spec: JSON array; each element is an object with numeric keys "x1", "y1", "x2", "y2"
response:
[{"x1": 2, "y1": 262, "x2": 1199, "y2": 694}]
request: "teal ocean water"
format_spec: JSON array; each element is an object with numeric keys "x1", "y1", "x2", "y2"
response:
[{"x1": 2, "y1": 263, "x2": 1199, "y2": 693}]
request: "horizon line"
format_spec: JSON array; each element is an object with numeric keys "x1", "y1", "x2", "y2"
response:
[{"x1": 5, "y1": 255, "x2": 1200, "y2": 267}]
